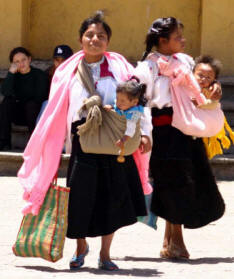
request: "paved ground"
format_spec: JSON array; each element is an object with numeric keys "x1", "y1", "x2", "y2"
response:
[{"x1": 0, "y1": 177, "x2": 233, "y2": 279}]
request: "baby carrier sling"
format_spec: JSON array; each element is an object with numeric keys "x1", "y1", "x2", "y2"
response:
[
  {"x1": 76, "y1": 58, "x2": 141, "y2": 156},
  {"x1": 148, "y1": 53, "x2": 224, "y2": 138}
]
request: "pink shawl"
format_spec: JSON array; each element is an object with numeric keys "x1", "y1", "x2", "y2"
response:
[
  {"x1": 149, "y1": 54, "x2": 224, "y2": 137},
  {"x1": 18, "y1": 51, "x2": 134, "y2": 215}
]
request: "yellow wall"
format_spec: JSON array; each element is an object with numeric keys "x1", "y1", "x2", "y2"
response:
[
  {"x1": 21, "y1": 0, "x2": 30, "y2": 48},
  {"x1": 0, "y1": 0, "x2": 26, "y2": 68},
  {"x1": 7, "y1": 0, "x2": 234, "y2": 74},
  {"x1": 201, "y1": 0, "x2": 234, "y2": 75},
  {"x1": 26, "y1": 0, "x2": 201, "y2": 62}
]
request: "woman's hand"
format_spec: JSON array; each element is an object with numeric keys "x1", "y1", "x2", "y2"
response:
[
  {"x1": 139, "y1": 135, "x2": 151, "y2": 153},
  {"x1": 116, "y1": 139, "x2": 124, "y2": 149},
  {"x1": 116, "y1": 135, "x2": 130, "y2": 149},
  {"x1": 103, "y1": 104, "x2": 112, "y2": 111},
  {"x1": 9, "y1": 63, "x2": 18, "y2": 74},
  {"x1": 209, "y1": 82, "x2": 222, "y2": 101}
]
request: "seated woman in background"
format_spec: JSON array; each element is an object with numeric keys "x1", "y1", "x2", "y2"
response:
[{"x1": 0, "y1": 47, "x2": 49, "y2": 150}]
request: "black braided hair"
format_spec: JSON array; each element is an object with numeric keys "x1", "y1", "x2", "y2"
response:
[{"x1": 141, "y1": 17, "x2": 183, "y2": 61}]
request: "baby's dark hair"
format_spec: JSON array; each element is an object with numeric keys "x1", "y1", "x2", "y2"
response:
[
  {"x1": 194, "y1": 55, "x2": 222, "y2": 79},
  {"x1": 142, "y1": 17, "x2": 183, "y2": 61},
  {"x1": 79, "y1": 10, "x2": 112, "y2": 40},
  {"x1": 9, "y1": 47, "x2": 31, "y2": 62},
  {"x1": 116, "y1": 79, "x2": 147, "y2": 106}
]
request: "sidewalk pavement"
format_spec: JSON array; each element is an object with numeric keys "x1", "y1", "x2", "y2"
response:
[{"x1": 0, "y1": 177, "x2": 233, "y2": 279}]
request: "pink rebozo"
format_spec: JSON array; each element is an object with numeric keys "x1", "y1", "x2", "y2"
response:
[{"x1": 17, "y1": 50, "x2": 150, "y2": 215}]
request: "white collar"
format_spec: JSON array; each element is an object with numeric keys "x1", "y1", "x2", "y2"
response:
[{"x1": 85, "y1": 56, "x2": 105, "y2": 69}]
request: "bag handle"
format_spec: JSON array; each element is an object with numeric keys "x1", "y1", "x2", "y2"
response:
[
  {"x1": 51, "y1": 173, "x2": 58, "y2": 186},
  {"x1": 76, "y1": 59, "x2": 99, "y2": 97}
]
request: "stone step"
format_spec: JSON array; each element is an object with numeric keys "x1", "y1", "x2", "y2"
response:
[
  {"x1": 221, "y1": 101, "x2": 234, "y2": 128},
  {"x1": 11, "y1": 125, "x2": 30, "y2": 150},
  {"x1": 210, "y1": 154, "x2": 234, "y2": 180},
  {"x1": 221, "y1": 100, "x2": 234, "y2": 111},
  {"x1": 219, "y1": 77, "x2": 234, "y2": 109},
  {"x1": 0, "y1": 151, "x2": 234, "y2": 180},
  {"x1": 223, "y1": 111, "x2": 234, "y2": 127},
  {"x1": 223, "y1": 144, "x2": 234, "y2": 155},
  {"x1": 0, "y1": 152, "x2": 69, "y2": 177},
  {"x1": 221, "y1": 84, "x2": 234, "y2": 102}
]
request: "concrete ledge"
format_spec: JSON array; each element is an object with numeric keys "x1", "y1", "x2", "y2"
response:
[
  {"x1": 0, "y1": 152, "x2": 70, "y2": 177},
  {"x1": 219, "y1": 76, "x2": 234, "y2": 86},
  {"x1": 1, "y1": 151, "x2": 234, "y2": 180},
  {"x1": 221, "y1": 100, "x2": 234, "y2": 111},
  {"x1": 210, "y1": 156, "x2": 234, "y2": 181}
]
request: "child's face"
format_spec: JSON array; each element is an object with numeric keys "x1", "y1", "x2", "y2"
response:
[
  {"x1": 116, "y1": 92, "x2": 138, "y2": 111},
  {"x1": 194, "y1": 63, "x2": 216, "y2": 89}
]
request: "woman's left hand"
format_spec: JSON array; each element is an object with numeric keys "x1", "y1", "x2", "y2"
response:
[
  {"x1": 139, "y1": 135, "x2": 152, "y2": 153},
  {"x1": 209, "y1": 82, "x2": 222, "y2": 101}
]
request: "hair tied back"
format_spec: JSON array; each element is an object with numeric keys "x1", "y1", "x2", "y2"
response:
[
  {"x1": 150, "y1": 27, "x2": 159, "y2": 34},
  {"x1": 129, "y1": 75, "x2": 140, "y2": 83},
  {"x1": 139, "y1": 83, "x2": 147, "y2": 94}
]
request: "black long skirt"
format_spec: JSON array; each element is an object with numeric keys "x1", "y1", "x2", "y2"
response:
[
  {"x1": 66, "y1": 121, "x2": 147, "y2": 238},
  {"x1": 150, "y1": 108, "x2": 225, "y2": 229}
]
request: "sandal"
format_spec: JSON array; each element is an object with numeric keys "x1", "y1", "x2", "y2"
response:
[
  {"x1": 168, "y1": 242, "x2": 190, "y2": 259},
  {"x1": 159, "y1": 248, "x2": 170, "y2": 259},
  {"x1": 69, "y1": 244, "x2": 89, "y2": 270},
  {"x1": 98, "y1": 258, "x2": 119, "y2": 271}
]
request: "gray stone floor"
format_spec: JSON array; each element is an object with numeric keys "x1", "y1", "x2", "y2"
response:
[{"x1": 0, "y1": 177, "x2": 233, "y2": 279}]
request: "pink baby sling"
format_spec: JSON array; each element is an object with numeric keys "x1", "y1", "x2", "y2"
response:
[{"x1": 149, "y1": 54, "x2": 224, "y2": 138}]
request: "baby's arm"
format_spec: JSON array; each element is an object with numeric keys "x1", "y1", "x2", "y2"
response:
[
  {"x1": 116, "y1": 119, "x2": 137, "y2": 148},
  {"x1": 196, "y1": 88, "x2": 220, "y2": 109},
  {"x1": 205, "y1": 83, "x2": 222, "y2": 101}
]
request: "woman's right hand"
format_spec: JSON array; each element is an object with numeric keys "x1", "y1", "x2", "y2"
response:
[
  {"x1": 116, "y1": 139, "x2": 124, "y2": 149},
  {"x1": 103, "y1": 104, "x2": 112, "y2": 111},
  {"x1": 9, "y1": 63, "x2": 18, "y2": 74},
  {"x1": 139, "y1": 135, "x2": 152, "y2": 153}
]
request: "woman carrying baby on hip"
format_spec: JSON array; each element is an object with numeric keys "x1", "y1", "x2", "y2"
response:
[{"x1": 134, "y1": 16, "x2": 225, "y2": 259}]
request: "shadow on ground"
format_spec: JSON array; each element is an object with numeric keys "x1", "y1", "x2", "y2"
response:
[
  {"x1": 16, "y1": 265, "x2": 163, "y2": 277},
  {"x1": 119, "y1": 256, "x2": 234, "y2": 265}
]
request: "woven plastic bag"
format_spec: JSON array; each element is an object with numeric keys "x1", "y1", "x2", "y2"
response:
[{"x1": 12, "y1": 182, "x2": 69, "y2": 262}]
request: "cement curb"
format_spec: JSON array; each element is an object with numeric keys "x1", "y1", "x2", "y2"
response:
[
  {"x1": 0, "y1": 152, "x2": 70, "y2": 177},
  {"x1": 1, "y1": 152, "x2": 234, "y2": 180}
]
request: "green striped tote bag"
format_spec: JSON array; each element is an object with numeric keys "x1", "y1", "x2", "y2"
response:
[{"x1": 12, "y1": 183, "x2": 70, "y2": 262}]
